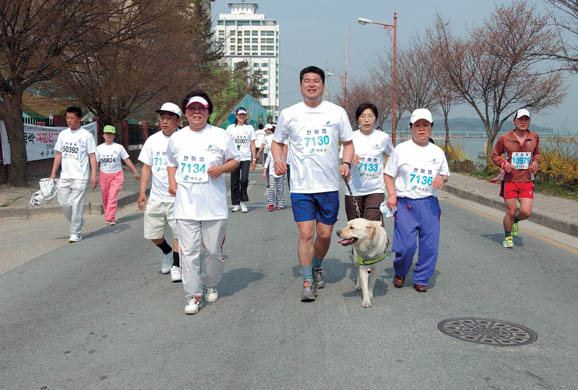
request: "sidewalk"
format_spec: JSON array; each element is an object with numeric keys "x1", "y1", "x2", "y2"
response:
[
  {"x1": 0, "y1": 165, "x2": 142, "y2": 220},
  {"x1": 1, "y1": 170, "x2": 577, "y2": 237}
]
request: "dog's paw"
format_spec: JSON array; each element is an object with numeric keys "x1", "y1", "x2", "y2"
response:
[{"x1": 361, "y1": 300, "x2": 372, "y2": 308}]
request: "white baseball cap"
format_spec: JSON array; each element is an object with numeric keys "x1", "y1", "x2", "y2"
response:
[
  {"x1": 156, "y1": 102, "x2": 182, "y2": 118},
  {"x1": 410, "y1": 108, "x2": 433, "y2": 125},
  {"x1": 515, "y1": 108, "x2": 531, "y2": 119},
  {"x1": 265, "y1": 123, "x2": 273, "y2": 130},
  {"x1": 236, "y1": 108, "x2": 247, "y2": 115}
]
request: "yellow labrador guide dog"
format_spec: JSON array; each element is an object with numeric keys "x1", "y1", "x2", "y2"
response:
[{"x1": 336, "y1": 218, "x2": 389, "y2": 308}]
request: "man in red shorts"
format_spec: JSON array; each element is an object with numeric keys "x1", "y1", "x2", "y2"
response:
[{"x1": 491, "y1": 108, "x2": 540, "y2": 248}]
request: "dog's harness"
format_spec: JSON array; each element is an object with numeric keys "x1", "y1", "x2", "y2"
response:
[{"x1": 357, "y1": 252, "x2": 386, "y2": 266}]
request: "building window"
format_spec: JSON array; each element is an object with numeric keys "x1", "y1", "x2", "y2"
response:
[
  {"x1": 262, "y1": 62, "x2": 268, "y2": 67},
  {"x1": 263, "y1": 70, "x2": 268, "y2": 75},
  {"x1": 230, "y1": 38, "x2": 235, "y2": 43},
  {"x1": 252, "y1": 38, "x2": 258, "y2": 43},
  {"x1": 217, "y1": 21, "x2": 224, "y2": 25},
  {"x1": 244, "y1": 38, "x2": 250, "y2": 43},
  {"x1": 218, "y1": 30, "x2": 224, "y2": 36},
  {"x1": 244, "y1": 30, "x2": 250, "y2": 36},
  {"x1": 252, "y1": 31, "x2": 258, "y2": 36},
  {"x1": 225, "y1": 21, "x2": 235, "y2": 26},
  {"x1": 238, "y1": 21, "x2": 250, "y2": 26},
  {"x1": 253, "y1": 63, "x2": 259, "y2": 67},
  {"x1": 252, "y1": 45, "x2": 258, "y2": 51},
  {"x1": 251, "y1": 21, "x2": 261, "y2": 25}
]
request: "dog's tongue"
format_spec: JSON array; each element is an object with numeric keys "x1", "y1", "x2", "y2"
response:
[{"x1": 338, "y1": 238, "x2": 355, "y2": 246}]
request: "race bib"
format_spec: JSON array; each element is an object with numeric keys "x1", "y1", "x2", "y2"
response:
[
  {"x1": 62, "y1": 143, "x2": 80, "y2": 160},
  {"x1": 358, "y1": 155, "x2": 381, "y2": 178},
  {"x1": 100, "y1": 155, "x2": 116, "y2": 168},
  {"x1": 152, "y1": 153, "x2": 167, "y2": 173},
  {"x1": 511, "y1": 152, "x2": 531, "y2": 170},
  {"x1": 303, "y1": 127, "x2": 332, "y2": 157},
  {"x1": 234, "y1": 135, "x2": 249, "y2": 151},
  {"x1": 406, "y1": 167, "x2": 435, "y2": 194},
  {"x1": 178, "y1": 154, "x2": 208, "y2": 183}
]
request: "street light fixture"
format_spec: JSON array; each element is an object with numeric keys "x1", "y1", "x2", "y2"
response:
[{"x1": 358, "y1": 13, "x2": 398, "y2": 145}]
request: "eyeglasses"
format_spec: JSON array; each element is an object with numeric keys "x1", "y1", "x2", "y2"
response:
[{"x1": 359, "y1": 114, "x2": 375, "y2": 120}]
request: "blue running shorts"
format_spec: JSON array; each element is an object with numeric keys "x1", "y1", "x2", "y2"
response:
[{"x1": 291, "y1": 191, "x2": 340, "y2": 225}]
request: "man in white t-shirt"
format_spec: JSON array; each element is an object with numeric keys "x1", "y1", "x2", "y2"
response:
[
  {"x1": 254, "y1": 122, "x2": 266, "y2": 164},
  {"x1": 272, "y1": 66, "x2": 354, "y2": 302},
  {"x1": 50, "y1": 106, "x2": 97, "y2": 243},
  {"x1": 137, "y1": 102, "x2": 181, "y2": 281},
  {"x1": 226, "y1": 107, "x2": 256, "y2": 213},
  {"x1": 384, "y1": 108, "x2": 450, "y2": 293}
]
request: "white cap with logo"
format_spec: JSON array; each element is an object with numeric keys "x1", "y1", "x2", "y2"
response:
[
  {"x1": 410, "y1": 108, "x2": 433, "y2": 125},
  {"x1": 515, "y1": 108, "x2": 531, "y2": 119},
  {"x1": 156, "y1": 102, "x2": 182, "y2": 118}
]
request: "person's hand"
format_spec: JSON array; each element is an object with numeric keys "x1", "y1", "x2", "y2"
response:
[
  {"x1": 528, "y1": 161, "x2": 538, "y2": 174},
  {"x1": 386, "y1": 194, "x2": 398, "y2": 211},
  {"x1": 134, "y1": 172, "x2": 141, "y2": 180},
  {"x1": 261, "y1": 172, "x2": 266, "y2": 179},
  {"x1": 49, "y1": 173, "x2": 56, "y2": 180},
  {"x1": 208, "y1": 165, "x2": 224, "y2": 179},
  {"x1": 341, "y1": 163, "x2": 351, "y2": 182},
  {"x1": 250, "y1": 160, "x2": 257, "y2": 171},
  {"x1": 352, "y1": 154, "x2": 360, "y2": 165},
  {"x1": 504, "y1": 163, "x2": 514, "y2": 173},
  {"x1": 90, "y1": 175, "x2": 97, "y2": 189},
  {"x1": 137, "y1": 193, "x2": 147, "y2": 211},
  {"x1": 432, "y1": 175, "x2": 446, "y2": 190},
  {"x1": 168, "y1": 182, "x2": 178, "y2": 197},
  {"x1": 274, "y1": 160, "x2": 287, "y2": 176}
]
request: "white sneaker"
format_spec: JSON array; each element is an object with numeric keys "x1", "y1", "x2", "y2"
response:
[
  {"x1": 232, "y1": 205, "x2": 241, "y2": 212},
  {"x1": 161, "y1": 252, "x2": 172, "y2": 274},
  {"x1": 240, "y1": 202, "x2": 248, "y2": 213},
  {"x1": 170, "y1": 266, "x2": 182, "y2": 282},
  {"x1": 68, "y1": 233, "x2": 82, "y2": 243},
  {"x1": 184, "y1": 297, "x2": 202, "y2": 315},
  {"x1": 204, "y1": 287, "x2": 219, "y2": 303}
]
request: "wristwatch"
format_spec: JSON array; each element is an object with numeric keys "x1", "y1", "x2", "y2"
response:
[{"x1": 343, "y1": 161, "x2": 351, "y2": 168}]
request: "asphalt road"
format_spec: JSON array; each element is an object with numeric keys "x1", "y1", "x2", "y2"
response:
[{"x1": 1, "y1": 173, "x2": 577, "y2": 390}]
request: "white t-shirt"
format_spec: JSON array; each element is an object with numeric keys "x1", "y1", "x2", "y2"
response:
[
  {"x1": 54, "y1": 127, "x2": 97, "y2": 180},
  {"x1": 138, "y1": 130, "x2": 174, "y2": 203},
  {"x1": 384, "y1": 140, "x2": 450, "y2": 199},
  {"x1": 166, "y1": 125, "x2": 239, "y2": 221},
  {"x1": 341, "y1": 130, "x2": 394, "y2": 196},
  {"x1": 96, "y1": 143, "x2": 129, "y2": 173},
  {"x1": 262, "y1": 133, "x2": 274, "y2": 155},
  {"x1": 226, "y1": 123, "x2": 255, "y2": 161},
  {"x1": 274, "y1": 101, "x2": 353, "y2": 193},
  {"x1": 254, "y1": 129, "x2": 266, "y2": 148}
]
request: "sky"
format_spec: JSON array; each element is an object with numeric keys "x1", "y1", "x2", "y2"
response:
[{"x1": 211, "y1": 0, "x2": 577, "y2": 130}]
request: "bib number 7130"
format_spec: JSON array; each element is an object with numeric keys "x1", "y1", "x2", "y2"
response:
[{"x1": 305, "y1": 135, "x2": 330, "y2": 147}]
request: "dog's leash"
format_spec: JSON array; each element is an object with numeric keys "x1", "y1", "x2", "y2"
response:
[{"x1": 342, "y1": 176, "x2": 383, "y2": 224}]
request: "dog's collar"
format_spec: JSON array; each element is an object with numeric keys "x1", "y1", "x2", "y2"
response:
[{"x1": 357, "y1": 252, "x2": 386, "y2": 265}]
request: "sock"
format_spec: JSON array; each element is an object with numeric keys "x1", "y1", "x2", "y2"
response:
[
  {"x1": 312, "y1": 255, "x2": 323, "y2": 269},
  {"x1": 505, "y1": 231, "x2": 511, "y2": 238},
  {"x1": 156, "y1": 239, "x2": 172, "y2": 255},
  {"x1": 514, "y1": 216, "x2": 519, "y2": 223},
  {"x1": 173, "y1": 251, "x2": 180, "y2": 267},
  {"x1": 301, "y1": 265, "x2": 313, "y2": 282}
]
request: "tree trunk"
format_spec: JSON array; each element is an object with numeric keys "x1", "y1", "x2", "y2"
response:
[
  {"x1": 444, "y1": 111, "x2": 450, "y2": 150},
  {"x1": 2, "y1": 91, "x2": 28, "y2": 186}
]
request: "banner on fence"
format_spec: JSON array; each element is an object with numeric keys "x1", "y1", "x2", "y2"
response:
[{"x1": 0, "y1": 121, "x2": 97, "y2": 165}]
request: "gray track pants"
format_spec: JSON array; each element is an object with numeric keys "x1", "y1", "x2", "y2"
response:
[
  {"x1": 57, "y1": 178, "x2": 88, "y2": 235},
  {"x1": 177, "y1": 219, "x2": 227, "y2": 299}
]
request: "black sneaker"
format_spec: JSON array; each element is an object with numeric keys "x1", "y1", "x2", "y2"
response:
[{"x1": 313, "y1": 268, "x2": 325, "y2": 289}]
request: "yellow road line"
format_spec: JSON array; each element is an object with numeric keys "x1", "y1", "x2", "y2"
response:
[{"x1": 444, "y1": 197, "x2": 578, "y2": 256}]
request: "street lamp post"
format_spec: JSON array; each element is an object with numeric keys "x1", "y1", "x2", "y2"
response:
[
  {"x1": 358, "y1": 13, "x2": 397, "y2": 145},
  {"x1": 327, "y1": 72, "x2": 347, "y2": 110}
]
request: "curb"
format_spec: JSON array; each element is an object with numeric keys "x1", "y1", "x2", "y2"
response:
[
  {"x1": 0, "y1": 191, "x2": 141, "y2": 221},
  {"x1": 443, "y1": 183, "x2": 578, "y2": 238}
]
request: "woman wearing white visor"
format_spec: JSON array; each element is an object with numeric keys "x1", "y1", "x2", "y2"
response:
[{"x1": 167, "y1": 91, "x2": 240, "y2": 315}]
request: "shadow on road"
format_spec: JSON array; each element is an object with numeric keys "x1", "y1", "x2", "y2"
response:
[{"x1": 219, "y1": 267, "x2": 264, "y2": 297}]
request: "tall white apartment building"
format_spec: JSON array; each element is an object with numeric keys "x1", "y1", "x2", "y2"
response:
[{"x1": 215, "y1": 1, "x2": 279, "y2": 119}]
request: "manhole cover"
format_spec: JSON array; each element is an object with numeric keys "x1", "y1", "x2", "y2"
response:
[{"x1": 437, "y1": 318, "x2": 538, "y2": 346}]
